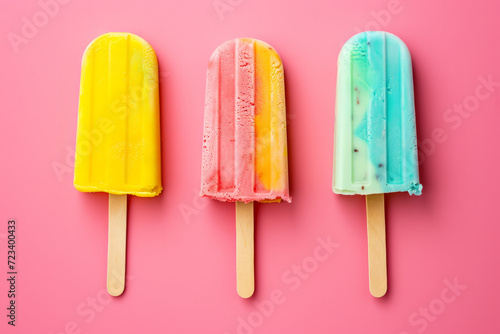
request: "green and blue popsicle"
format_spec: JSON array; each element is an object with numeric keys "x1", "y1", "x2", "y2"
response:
[{"x1": 333, "y1": 31, "x2": 422, "y2": 196}]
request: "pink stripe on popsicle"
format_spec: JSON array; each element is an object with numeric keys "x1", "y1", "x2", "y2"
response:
[
  {"x1": 234, "y1": 39, "x2": 256, "y2": 197},
  {"x1": 218, "y1": 39, "x2": 236, "y2": 192}
]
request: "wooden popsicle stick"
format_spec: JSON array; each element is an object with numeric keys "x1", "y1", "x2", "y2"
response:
[
  {"x1": 107, "y1": 194, "x2": 128, "y2": 296},
  {"x1": 236, "y1": 201, "x2": 255, "y2": 298},
  {"x1": 366, "y1": 194, "x2": 387, "y2": 298}
]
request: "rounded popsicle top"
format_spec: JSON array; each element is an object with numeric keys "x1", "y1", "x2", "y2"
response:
[
  {"x1": 84, "y1": 33, "x2": 156, "y2": 53},
  {"x1": 83, "y1": 32, "x2": 158, "y2": 67},
  {"x1": 208, "y1": 38, "x2": 282, "y2": 66},
  {"x1": 333, "y1": 31, "x2": 422, "y2": 196},
  {"x1": 338, "y1": 31, "x2": 411, "y2": 65},
  {"x1": 80, "y1": 32, "x2": 159, "y2": 100}
]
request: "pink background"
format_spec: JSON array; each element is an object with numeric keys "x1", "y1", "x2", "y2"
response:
[{"x1": 1, "y1": 0, "x2": 499, "y2": 333}]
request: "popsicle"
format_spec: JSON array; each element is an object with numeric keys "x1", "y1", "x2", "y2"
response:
[
  {"x1": 200, "y1": 38, "x2": 290, "y2": 298},
  {"x1": 333, "y1": 31, "x2": 422, "y2": 297},
  {"x1": 74, "y1": 32, "x2": 161, "y2": 296}
]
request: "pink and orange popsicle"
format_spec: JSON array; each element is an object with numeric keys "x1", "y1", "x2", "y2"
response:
[
  {"x1": 200, "y1": 38, "x2": 290, "y2": 297},
  {"x1": 201, "y1": 38, "x2": 290, "y2": 203}
]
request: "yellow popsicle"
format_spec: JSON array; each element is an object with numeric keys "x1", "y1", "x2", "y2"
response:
[{"x1": 74, "y1": 32, "x2": 162, "y2": 197}]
